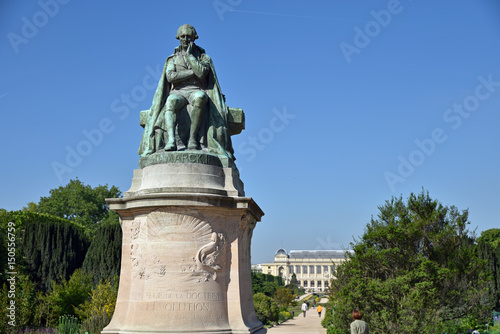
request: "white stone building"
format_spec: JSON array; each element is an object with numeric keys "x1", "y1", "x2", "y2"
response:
[{"x1": 257, "y1": 249, "x2": 350, "y2": 292}]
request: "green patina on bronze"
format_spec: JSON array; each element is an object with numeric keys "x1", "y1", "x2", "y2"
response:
[{"x1": 138, "y1": 24, "x2": 244, "y2": 166}]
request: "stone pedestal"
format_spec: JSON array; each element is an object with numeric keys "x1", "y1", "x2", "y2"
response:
[{"x1": 103, "y1": 151, "x2": 265, "y2": 334}]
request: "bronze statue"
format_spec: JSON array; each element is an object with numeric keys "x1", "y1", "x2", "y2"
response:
[{"x1": 138, "y1": 24, "x2": 239, "y2": 160}]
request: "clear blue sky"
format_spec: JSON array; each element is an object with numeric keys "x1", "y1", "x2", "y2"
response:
[{"x1": 1, "y1": 1, "x2": 499, "y2": 264}]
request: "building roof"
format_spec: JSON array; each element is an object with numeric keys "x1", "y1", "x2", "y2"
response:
[
  {"x1": 275, "y1": 248, "x2": 287, "y2": 256},
  {"x1": 288, "y1": 250, "x2": 348, "y2": 259}
]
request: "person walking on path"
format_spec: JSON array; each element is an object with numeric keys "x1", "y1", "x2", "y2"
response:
[
  {"x1": 317, "y1": 305, "x2": 323, "y2": 317},
  {"x1": 301, "y1": 302, "x2": 308, "y2": 317},
  {"x1": 350, "y1": 309, "x2": 369, "y2": 334}
]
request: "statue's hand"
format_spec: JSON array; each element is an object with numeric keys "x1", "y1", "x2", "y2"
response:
[{"x1": 186, "y1": 42, "x2": 193, "y2": 55}]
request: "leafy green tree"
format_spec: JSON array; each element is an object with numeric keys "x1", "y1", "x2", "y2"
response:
[
  {"x1": 478, "y1": 229, "x2": 500, "y2": 248},
  {"x1": 0, "y1": 221, "x2": 9, "y2": 286},
  {"x1": 37, "y1": 179, "x2": 121, "y2": 235},
  {"x1": 22, "y1": 201, "x2": 38, "y2": 212},
  {"x1": 273, "y1": 287, "x2": 293, "y2": 310},
  {"x1": 36, "y1": 269, "x2": 93, "y2": 327},
  {"x1": 0, "y1": 272, "x2": 37, "y2": 333},
  {"x1": 75, "y1": 278, "x2": 118, "y2": 322},
  {"x1": 325, "y1": 190, "x2": 490, "y2": 334},
  {"x1": 477, "y1": 228, "x2": 500, "y2": 312},
  {"x1": 252, "y1": 272, "x2": 284, "y2": 297},
  {"x1": 253, "y1": 292, "x2": 279, "y2": 325}
]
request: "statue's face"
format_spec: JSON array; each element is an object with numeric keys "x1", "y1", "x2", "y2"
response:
[{"x1": 178, "y1": 27, "x2": 196, "y2": 49}]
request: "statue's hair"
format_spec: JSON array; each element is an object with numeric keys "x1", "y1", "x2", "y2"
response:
[{"x1": 176, "y1": 24, "x2": 198, "y2": 40}]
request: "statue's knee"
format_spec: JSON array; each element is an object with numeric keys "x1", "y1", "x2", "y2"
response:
[
  {"x1": 166, "y1": 95, "x2": 183, "y2": 110},
  {"x1": 191, "y1": 92, "x2": 208, "y2": 107}
]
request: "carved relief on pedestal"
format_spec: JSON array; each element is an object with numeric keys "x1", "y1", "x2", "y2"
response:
[
  {"x1": 128, "y1": 210, "x2": 226, "y2": 283},
  {"x1": 193, "y1": 231, "x2": 226, "y2": 282}
]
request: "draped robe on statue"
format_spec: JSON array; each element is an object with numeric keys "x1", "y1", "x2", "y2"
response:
[{"x1": 138, "y1": 45, "x2": 234, "y2": 160}]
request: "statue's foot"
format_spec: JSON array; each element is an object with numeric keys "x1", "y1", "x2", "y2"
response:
[
  {"x1": 165, "y1": 142, "x2": 177, "y2": 151},
  {"x1": 187, "y1": 140, "x2": 198, "y2": 150}
]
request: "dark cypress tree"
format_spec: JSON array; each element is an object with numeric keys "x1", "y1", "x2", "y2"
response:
[
  {"x1": 287, "y1": 273, "x2": 300, "y2": 294},
  {"x1": 19, "y1": 211, "x2": 90, "y2": 291},
  {"x1": 81, "y1": 221, "x2": 122, "y2": 285}
]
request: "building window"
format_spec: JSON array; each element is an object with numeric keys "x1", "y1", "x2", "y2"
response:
[
  {"x1": 289, "y1": 266, "x2": 294, "y2": 274},
  {"x1": 317, "y1": 266, "x2": 322, "y2": 274},
  {"x1": 303, "y1": 280, "x2": 308, "y2": 287},
  {"x1": 303, "y1": 266, "x2": 308, "y2": 274},
  {"x1": 323, "y1": 266, "x2": 328, "y2": 274},
  {"x1": 317, "y1": 281, "x2": 322, "y2": 287},
  {"x1": 309, "y1": 266, "x2": 315, "y2": 274},
  {"x1": 310, "y1": 280, "x2": 315, "y2": 287},
  {"x1": 325, "y1": 281, "x2": 329, "y2": 288},
  {"x1": 296, "y1": 265, "x2": 301, "y2": 274}
]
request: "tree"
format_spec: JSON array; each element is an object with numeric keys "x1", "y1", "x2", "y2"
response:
[
  {"x1": 22, "y1": 202, "x2": 38, "y2": 212},
  {"x1": 81, "y1": 221, "x2": 122, "y2": 285},
  {"x1": 0, "y1": 272, "x2": 37, "y2": 332},
  {"x1": 36, "y1": 269, "x2": 93, "y2": 327},
  {"x1": 37, "y1": 179, "x2": 121, "y2": 234},
  {"x1": 253, "y1": 292, "x2": 279, "y2": 325},
  {"x1": 478, "y1": 229, "x2": 500, "y2": 248},
  {"x1": 21, "y1": 211, "x2": 90, "y2": 292},
  {"x1": 273, "y1": 287, "x2": 293, "y2": 310},
  {"x1": 325, "y1": 190, "x2": 490, "y2": 334},
  {"x1": 477, "y1": 229, "x2": 500, "y2": 312},
  {"x1": 75, "y1": 277, "x2": 118, "y2": 323},
  {"x1": 0, "y1": 210, "x2": 89, "y2": 291},
  {"x1": 251, "y1": 272, "x2": 284, "y2": 297},
  {"x1": 287, "y1": 273, "x2": 301, "y2": 295}
]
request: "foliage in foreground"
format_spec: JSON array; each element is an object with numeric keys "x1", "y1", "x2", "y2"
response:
[
  {"x1": 75, "y1": 278, "x2": 118, "y2": 321},
  {"x1": 325, "y1": 190, "x2": 491, "y2": 334},
  {"x1": 36, "y1": 269, "x2": 93, "y2": 328},
  {"x1": 58, "y1": 314, "x2": 80, "y2": 334}
]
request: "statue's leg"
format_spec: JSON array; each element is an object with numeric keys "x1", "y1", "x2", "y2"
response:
[
  {"x1": 187, "y1": 91, "x2": 208, "y2": 150},
  {"x1": 165, "y1": 94, "x2": 187, "y2": 151},
  {"x1": 154, "y1": 129, "x2": 164, "y2": 151}
]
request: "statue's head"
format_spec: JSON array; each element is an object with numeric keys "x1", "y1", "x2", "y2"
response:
[{"x1": 176, "y1": 24, "x2": 198, "y2": 44}]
